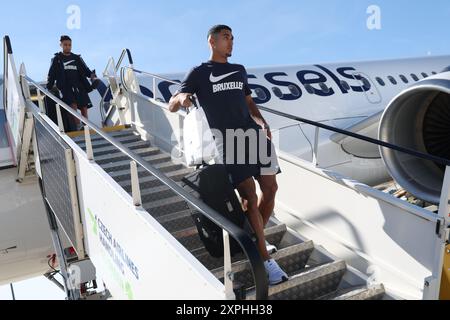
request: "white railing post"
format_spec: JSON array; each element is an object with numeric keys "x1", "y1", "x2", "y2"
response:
[
  {"x1": 223, "y1": 230, "x2": 235, "y2": 300},
  {"x1": 19, "y1": 63, "x2": 31, "y2": 101},
  {"x1": 84, "y1": 125, "x2": 94, "y2": 161},
  {"x1": 425, "y1": 165, "x2": 450, "y2": 299},
  {"x1": 130, "y1": 161, "x2": 142, "y2": 207},
  {"x1": 37, "y1": 89, "x2": 45, "y2": 114},
  {"x1": 55, "y1": 104, "x2": 65, "y2": 133},
  {"x1": 312, "y1": 127, "x2": 320, "y2": 167}
]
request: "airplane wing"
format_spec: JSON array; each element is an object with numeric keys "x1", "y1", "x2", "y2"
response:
[{"x1": 329, "y1": 110, "x2": 383, "y2": 159}]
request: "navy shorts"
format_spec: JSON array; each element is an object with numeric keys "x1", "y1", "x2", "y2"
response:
[
  {"x1": 62, "y1": 86, "x2": 93, "y2": 109},
  {"x1": 216, "y1": 126, "x2": 282, "y2": 189}
]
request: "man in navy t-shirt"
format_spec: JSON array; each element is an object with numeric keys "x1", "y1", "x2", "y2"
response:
[{"x1": 169, "y1": 25, "x2": 288, "y2": 285}]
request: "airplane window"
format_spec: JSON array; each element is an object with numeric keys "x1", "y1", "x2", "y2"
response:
[
  {"x1": 388, "y1": 76, "x2": 397, "y2": 85},
  {"x1": 431, "y1": 71, "x2": 437, "y2": 75},
  {"x1": 271, "y1": 87, "x2": 283, "y2": 98},
  {"x1": 288, "y1": 85, "x2": 301, "y2": 97},
  {"x1": 421, "y1": 72, "x2": 428, "y2": 78},
  {"x1": 319, "y1": 83, "x2": 330, "y2": 94},
  {"x1": 399, "y1": 75, "x2": 409, "y2": 84},
  {"x1": 340, "y1": 80, "x2": 350, "y2": 91},
  {"x1": 410, "y1": 74, "x2": 419, "y2": 81},
  {"x1": 254, "y1": 88, "x2": 267, "y2": 101},
  {"x1": 376, "y1": 77, "x2": 385, "y2": 86},
  {"x1": 304, "y1": 84, "x2": 315, "y2": 94}
]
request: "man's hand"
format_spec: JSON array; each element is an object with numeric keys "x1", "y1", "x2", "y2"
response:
[
  {"x1": 180, "y1": 94, "x2": 194, "y2": 108},
  {"x1": 263, "y1": 123, "x2": 272, "y2": 140},
  {"x1": 169, "y1": 92, "x2": 193, "y2": 112},
  {"x1": 246, "y1": 95, "x2": 272, "y2": 140}
]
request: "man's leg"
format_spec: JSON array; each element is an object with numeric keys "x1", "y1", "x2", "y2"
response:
[
  {"x1": 237, "y1": 176, "x2": 288, "y2": 285},
  {"x1": 255, "y1": 174, "x2": 278, "y2": 226},
  {"x1": 236, "y1": 177, "x2": 270, "y2": 261},
  {"x1": 80, "y1": 106, "x2": 88, "y2": 119},
  {"x1": 70, "y1": 103, "x2": 80, "y2": 126}
]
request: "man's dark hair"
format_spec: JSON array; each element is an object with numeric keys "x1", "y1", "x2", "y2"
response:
[
  {"x1": 207, "y1": 25, "x2": 232, "y2": 39},
  {"x1": 60, "y1": 35, "x2": 72, "y2": 42}
]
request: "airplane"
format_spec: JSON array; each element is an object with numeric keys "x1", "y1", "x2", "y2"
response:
[{"x1": 1, "y1": 39, "x2": 449, "y2": 297}]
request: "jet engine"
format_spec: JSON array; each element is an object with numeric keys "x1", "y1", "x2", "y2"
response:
[{"x1": 379, "y1": 69, "x2": 450, "y2": 204}]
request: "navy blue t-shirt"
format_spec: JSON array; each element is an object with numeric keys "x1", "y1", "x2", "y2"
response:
[{"x1": 179, "y1": 60, "x2": 256, "y2": 133}]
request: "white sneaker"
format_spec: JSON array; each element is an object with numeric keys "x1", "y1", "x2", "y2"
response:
[
  {"x1": 264, "y1": 259, "x2": 289, "y2": 285},
  {"x1": 266, "y1": 240, "x2": 278, "y2": 254}
]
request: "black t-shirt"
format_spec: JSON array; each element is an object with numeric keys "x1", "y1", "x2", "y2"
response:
[
  {"x1": 60, "y1": 53, "x2": 83, "y2": 88},
  {"x1": 179, "y1": 60, "x2": 256, "y2": 133}
]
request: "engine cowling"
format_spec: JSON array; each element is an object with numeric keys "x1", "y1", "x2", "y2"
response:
[{"x1": 379, "y1": 70, "x2": 450, "y2": 204}]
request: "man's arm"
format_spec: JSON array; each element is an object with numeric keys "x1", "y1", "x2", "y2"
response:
[
  {"x1": 168, "y1": 92, "x2": 194, "y2": 112},
  {"x1": 169, "y1": 67, "x2": 198, "y2": 112},
  {"x1": 46, "y1": 58, "x2": 57, "y2": 90},
  {"x1": 245, "y1": 95, "x2": 272, "y2": 139},
  {"x1": 78, "y1": 55, "x2": 96, "y2": 80}
]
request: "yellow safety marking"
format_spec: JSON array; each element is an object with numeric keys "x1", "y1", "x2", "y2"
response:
[
  {"x1": 66, "y1": 125, "x2": 127, "y2": 138},
  {"x1": 440, "y1": 243, "x2": 450, "y2": 300}
]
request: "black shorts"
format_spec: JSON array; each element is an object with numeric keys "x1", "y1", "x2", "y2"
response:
[
  {"x1": 216, "y1": 126, "x2": 282, "y2": 189},
  {"x1": 61, "y1": 86, "x2": 93, "y2": 109}
]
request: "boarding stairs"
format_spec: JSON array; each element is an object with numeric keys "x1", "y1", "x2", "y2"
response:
[{"x1": 70, "y1": 125, "x2": 386, "y2": 300}]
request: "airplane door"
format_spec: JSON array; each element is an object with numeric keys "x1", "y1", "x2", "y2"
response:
[{"x1": 352, "y1": 72, "x2": 382, "y2": 104}]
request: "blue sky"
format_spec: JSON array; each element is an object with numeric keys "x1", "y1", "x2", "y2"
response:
[
  {"x1": 1, "y1": 0, "x2": 450, "y2": 300},
  {"x1": 1, "y1": 0, "x2": 450, "y2": 80}
]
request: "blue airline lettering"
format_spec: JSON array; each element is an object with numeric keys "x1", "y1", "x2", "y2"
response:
[
  {"x1": 136, "y1": 65, "x2": 374, "y2": 104},
  {"x1": 159, "y1": 80, "x2": 180, "y2": 102},
  {"x1": 264, "y1": 72, "x2": 303, "y2": 100},
  {"x1": 315, "y1": 64, "x2": 349, "y2": 94},
  {"x1": 248, "y1": 74, "x2": 271, "y2": 104},
  {"x1": 296, "y1": 69, "x2": 335, "y2": 97},
  {"x1": 336, "y1": 67, "x2": 371, "y2": 92}
]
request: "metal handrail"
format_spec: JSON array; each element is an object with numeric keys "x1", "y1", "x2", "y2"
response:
[
  {"x1": 120, "y1": 66, "x2": 188, "y2": 117},
  {"x1": 3, "y1": 36, "x2": 12, "y2": 112},
  {"x1": 257, "y1": 105, "x2": 450, "y2": 167},
  {"x1": 274, "y1": 115, "x2": 368, "y2": 132},
  {"x1": 22, "y1": 75, "x2": 269, "y2": 300},
  {"x1": 101, "y1": 49, "x2": 134, "y2": 124},
  {"x1": 131, "y1": 67, "x2": 180, "y2": 84}
]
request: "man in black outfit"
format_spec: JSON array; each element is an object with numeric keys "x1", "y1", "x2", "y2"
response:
[
  {"x1": 46, "y1": 35, "x2": 97, "y2": 130},
  {"x1": 169, "y1": 25, "x2": 288, "y2": 285}
]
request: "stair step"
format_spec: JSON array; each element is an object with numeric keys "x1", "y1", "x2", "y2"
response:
[
  {"x1": 246, "y1": 260, "x2": 347, "y2": 300},
  {"x1": 90, "y1": 140, "x2": 152, "y2": 157},
  {"x1": 118, "y1": 167, "x2": 192, "y2": 192},
  {"x1": 156, "y1": 209, "x2": 194, "y2": 233},
  {"x1": 78, "y1": 134, "x2": 142, "y2": 149},
  {"x1": 179, "y1": 223, "x2": 288, "y2": 257},
  {"x1": 108, "y1": 155, "x2": 174, "y2": 181},
  {"x1": 319, "y1": 284, "x2": 385, "y2": 300},
  {"x1": 72, "y1": 129, "x2": 136, "y2": 143},
  {"x1": 94, "y1": 147, "x2": 160, "y2": 165},
  {"x1": 140, "y1": 185, "x2": 178, "y2": 203},
  {"x1": 197, "y1": 239, "x2": 313, "y2": 274},
  {"x1": 143, "y1": 196, "x2": 189, "y2": 218},
  {"x1": 211, "y1": 240, "x2": 314, "y2": 289},
  {"x1": 101, "y1": 154, "x2": 181, "y2": 173}
]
